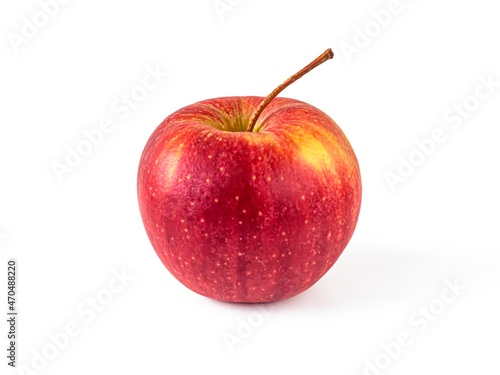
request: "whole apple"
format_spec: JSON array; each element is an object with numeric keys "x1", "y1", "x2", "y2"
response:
[{"x1": 137, "y1": 50, "x2": 361, "y2": 302}]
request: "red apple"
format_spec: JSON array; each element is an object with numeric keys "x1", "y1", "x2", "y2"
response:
[{"x1": 138, "y1": 49, "x2": 361, "y2": 302}]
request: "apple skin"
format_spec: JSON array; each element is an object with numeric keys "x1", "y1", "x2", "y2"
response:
[{"x1": 138, "y1": 96, "x2": 361, "y2": 303}]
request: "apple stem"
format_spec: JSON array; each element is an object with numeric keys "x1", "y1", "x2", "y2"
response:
[{"x1": 246, "y1": 48, "x2": 334, "y2": 132}]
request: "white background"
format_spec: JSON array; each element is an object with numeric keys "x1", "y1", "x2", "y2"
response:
[{"x1": 1, "y1": 0, "x2": 499, "y2": 374}]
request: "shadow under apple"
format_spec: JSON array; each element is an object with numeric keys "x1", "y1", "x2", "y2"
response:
[{"x1": 211, "y1": 244, "x2": 464, "y2": 314}]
